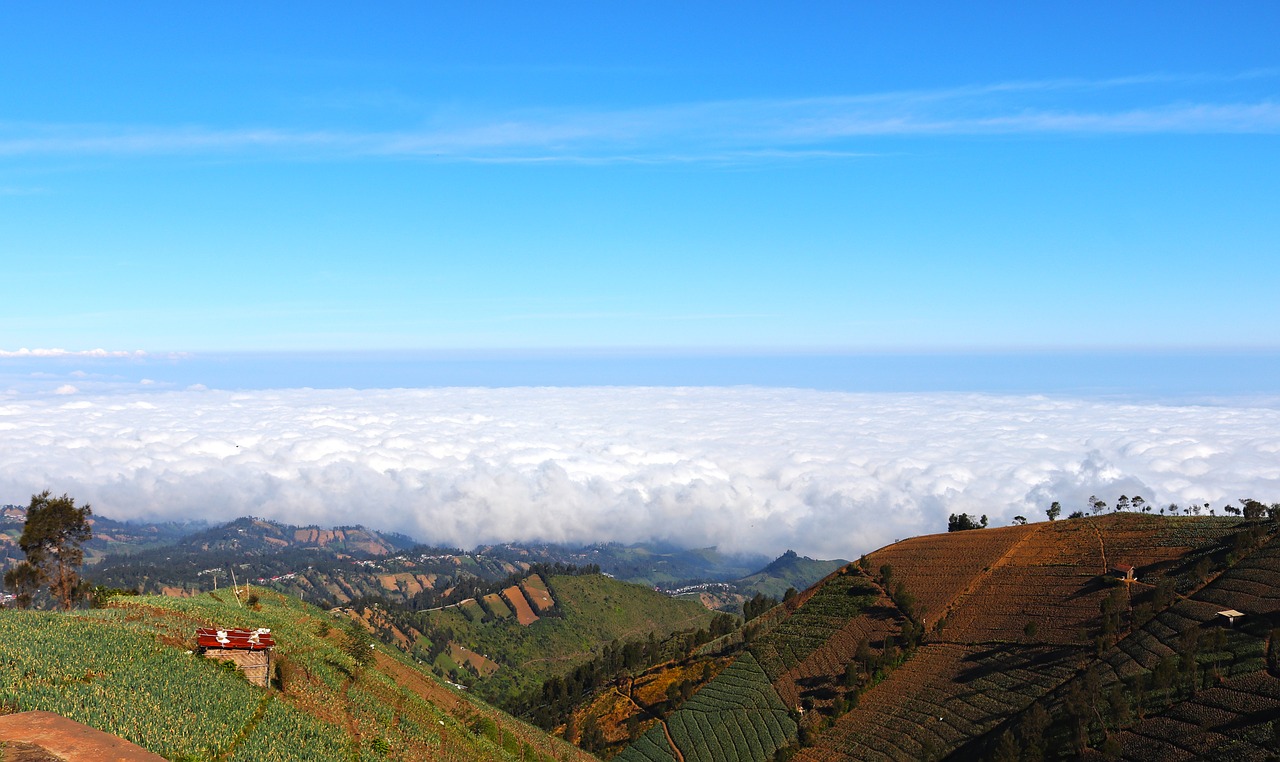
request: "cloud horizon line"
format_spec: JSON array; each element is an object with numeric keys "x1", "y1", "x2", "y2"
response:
[{"x1": 1, "y1": 387, "x2": 1277, "y2": 559}]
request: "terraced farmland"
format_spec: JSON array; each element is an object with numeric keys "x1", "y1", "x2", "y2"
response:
[
  {"x1": 795, "y1": 643, "x2": 1081, "y2": 761},
  {"x1": 867, "y1": 524, "x2": 1033, "y2": 621},
  {"x1": 765, "y1": 575, "x2": 901, "y2": 712},
  {"x1": 617, "y1": 652, "x2": 797, "y2": 762},
  {"x1": 502, "y1": 585, "x2": 540, "y2": 626},
  {"x1": 750, "y1": 570, "x2": 884, "y2": 682},
  {"x1": 1109, "y1": 671, "x2": 1280, "y2": 760},
  {"x1": 904, "y1": 514, "x2": 1248, "y2": 645},
  {"x1": 521, "y1": 574, "x2": 556, "y2": 613},
  {"x1": 620, "y1": 512, "x2": 1280, "y2": 762},
  {"x1": 1196, "y1": 532, "x2": 1280, "y2": 614}
]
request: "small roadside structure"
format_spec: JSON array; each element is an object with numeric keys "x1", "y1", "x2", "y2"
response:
[
  {"x1": 1216, "y1": 609, "x2": 1245, "y2": 626},
  {"x1": 196, "y1": 627, "x2": 275, "y2": 687},
  {"x1": 1111, "y1": 564, "x2": 1136, "y2": 582}
]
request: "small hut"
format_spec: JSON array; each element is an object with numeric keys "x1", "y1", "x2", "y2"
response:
[
  {"x1": 1216, "y1": 609, "x2": 1245, "y2": 627},
  {"x1": 1111, "y1": 564, "x2": 1136, "y2": 583},
  {"x1": 196, "y1": 627, "x2": 275, "y2": 687}
]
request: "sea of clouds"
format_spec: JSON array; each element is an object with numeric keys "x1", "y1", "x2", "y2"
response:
[{"x1": 1, "y1": 386, "x2": 1277, "y2": 559}]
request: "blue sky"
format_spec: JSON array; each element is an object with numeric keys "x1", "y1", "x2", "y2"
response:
[{"x1": 2, "y1": 3, "x2": 1278, "y2": 354}]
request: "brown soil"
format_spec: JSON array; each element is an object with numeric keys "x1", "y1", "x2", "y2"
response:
[
  {"x1": 2, "y1": 741, "x2": 65, "y2": 762},
  {"x1": 0, "y1": 711, "x2": 165, "y2": 762},
  {"x1": 449, "y1": 643, "x2": 499, "y2": 677},
  {"x1": 502, "y1": 586, "x2": 540, "y2": 626},
  {"x1": 521, "y1": 575, "x2": 557, "y2": 612}
]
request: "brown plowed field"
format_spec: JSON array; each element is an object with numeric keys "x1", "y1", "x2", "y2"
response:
[
  {"x1": 502, "y1": 585, "x2": 540, "y2": 625},
  {"x1": 449, "y1": 642, "x2": 499, "y2": 676},
  {"x1": 885, "y1": 514, "x2": 1244, "y2": 648},
  {"x1": 867, "y1": 523, "x2": 1034, "y2": 623}
]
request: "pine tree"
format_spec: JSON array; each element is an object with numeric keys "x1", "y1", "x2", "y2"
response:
[{"x1": 18, "y1": 491, "x2": 92, "y2": 610}]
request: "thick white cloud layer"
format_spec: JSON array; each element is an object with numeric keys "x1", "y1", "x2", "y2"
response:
[{"x1": 0, "y1": 387, "x2": 1277, "y2": 558}]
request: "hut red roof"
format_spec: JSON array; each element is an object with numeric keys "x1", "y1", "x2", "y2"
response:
[{"x1": 196, "y1": 627, "x2": 275, "y2": 650}]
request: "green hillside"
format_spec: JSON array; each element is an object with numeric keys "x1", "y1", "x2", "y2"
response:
[
  {"x1": 414, "y1": 573, "x2": 716, "y2": 703},
  {"x1": 478, "y1": 542, "x2": 770, "y2": 590},
  {"x1": 735, "y1": 550, "x2": 849, "y2": 601},
  {"x1": 0, "y1": 587, "x2": 591, "y2": 762}
]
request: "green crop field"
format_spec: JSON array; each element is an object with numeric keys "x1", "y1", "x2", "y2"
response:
[
  {"x1": 483, "y1": 593, "x2": 514, "y2": 619},
  {"x1": 0, "y1": 588, "x2": 591, "y2": 762},
  {"x1": 749, "y1": 571, "x2": 881, "y2": 681},
  {"x1": 617, "y1": 651, "x2": 797, "y2": 762},
  {"x1": 460, "y1": 598, "x2": 485, "y2": 622}
]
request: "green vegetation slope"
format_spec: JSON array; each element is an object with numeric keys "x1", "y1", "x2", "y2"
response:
[
  {"x1": 411, "y1": 573, "x2": 716, "y2": 703},
  {"x1": 0, "y1": 587, "x2": 591, "y2": 762}
]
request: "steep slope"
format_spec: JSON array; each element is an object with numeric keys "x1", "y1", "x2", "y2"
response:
[
  {"x1": 794, "y1": 513, "x2": 1263, "y2": 761},
  {"x1": 0, "y1": 587, "x2": 591, "y2": 762},
  {"x1": 618, "y1": 512, "x2": 1279, "y2": 762},
  {"x1": 413, "y1": 573, "x2": 717, "y2": 703},
  {"x1": 953, "y1": 524, "x2": 1280, "y2": 760}
]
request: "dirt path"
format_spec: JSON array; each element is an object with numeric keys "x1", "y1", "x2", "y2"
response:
[
  {"x1": 1087, "y1": 522, "x2": 1109, "y2": 574},
  {"x1": 611, "y1": 684, "x2": 685, "y2": 762},
  {"x1": 614, "y1": 685, "x2": 642, "y2": 712},
  {"x1": 660, "y1": 718, "x2": 686, "y2": 762},
  {"x1": 936, "y1": 524, "x2": 1041, "y2": 625},
  {"x1": 0, "y1": 712, "x2": 166, "y2": 762},
  {"x1": 214, "y1": 693, "x2": 272, "y2": 762},
  {"x1": 340, "y1": 676, "x2": 361, "y2": 760}
]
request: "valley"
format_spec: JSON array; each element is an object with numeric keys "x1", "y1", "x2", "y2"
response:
[{"x1": 4, "y1": 504, "x2": 1280, "y2": 760}]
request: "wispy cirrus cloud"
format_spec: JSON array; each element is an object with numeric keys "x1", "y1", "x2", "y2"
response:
[
  {"x1": 0, "y1": 347, "x2": 148, "y2": 358},
  {"x1": 1, "y1": 72, "x2": 1276, "y2": 164}
]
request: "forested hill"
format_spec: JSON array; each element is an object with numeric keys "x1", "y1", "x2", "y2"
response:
[
  {"x1": 0, "y1": 504, "x2": 202, "y2": 568},
  {"x1": 80, "y1": 516, "x2": 839, "y2": 615},
  {"x1": 735, "y1": 549, "x2": 848, "y2": 600}
]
